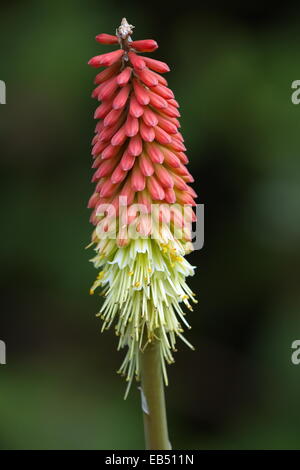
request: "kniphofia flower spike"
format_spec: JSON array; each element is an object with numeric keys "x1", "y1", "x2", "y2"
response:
[{"x1": 88, "y1": 18, "x2": 197, "y2": 397}]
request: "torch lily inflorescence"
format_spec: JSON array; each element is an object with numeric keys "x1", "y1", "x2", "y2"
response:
[{"x1": 88, "y1": 18, "x2": 197, "y2": 397}]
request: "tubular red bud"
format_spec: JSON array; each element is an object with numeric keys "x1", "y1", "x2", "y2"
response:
[
  {"x1": 160, "y1": 105, "x2": 180, "y2": 118},
  {"x1": 184, "y1": 172, "x2": 194, "y2": 183},
  {"x1": 101, "y1": 144, "x2": 121, "y2": 160},
  {"x1": 92, "y1": 140, "x2": 106, "y2": 156},
  {"x1": 128, "y1": 134, "x2": 143, "y2": 156},
  {"x1": 91, "y1": 156, "x2": 102, "y2": 169},
  {"x1": 121, "y1": 149, "x2": 136, "y2": 171},
  {"x1": 147, "y1": 175, "x2": 165, "y2": 201},
  {"x1": 99, "y1": 178, "x2": 118, "y2": 198},
  {"x1": 168, "y1": 98, "x2": 179, "y2": 108},
  {"x1": 156, "y1": 115, "x2": 178, "y2": 134},
  {"x1": 117, "y1": 67, "x2": 132, "y2": 86},
  {"x1": 148, "y1": 90, "x2": 168, "y2": 109},
  {"x1": 187, "y1": 186, "x2": 198, "y2": 198},
  {"x1": 168, "y1": 138, "x2": 186, "y2": 152},
  {"x1": 91, "y1": 135, "x2": 99, "y2": 146},
  {"x1": 152, "y1": 84, "x2": 174, "y2": 100},
  {"x1": 125, "y1": 115, "x2": 139, "y2": 137},
  {"x1": 174, "y1": 164, "x2": 192, "y2": 178},
  {"x1": 94, "y1": 62, "x2": 120, "y2": 84},
  {"x1": 94, "y1": 158, "x2": 118, "y2": 178},
  {"x1": 98, "y1": 77, "x2": 119, "y2": 101},
  {"x1": 129, "y1": 95, "x2": 144, "y2": 118},
  {"x1": 131, "y1": 164, "x2": 146, "y2": 191},
  {"x1": 141, "y1": 56, "x2": 170, "y2": 73},
  {"x1": 173, "y1": 131, "x2": 184, "y2": 141},
  {"x1": 88, "y1": 49, "x2": 124, "y2": 67},
  {"x1": 171, "y1": 173, "x2": 189, "y2": 191},
  {"x1": 145, "y1": 142, "x2": 164, "y2": 164},
  {"x1": 111, "y1": 164, "x2": 127, "y2": 184},
  {"x1": 139, "y1": 121, "x2": 155, "y2": 142},
  {"x1": 142, "y1": 108, "x2": 158, "y2": 127},
  {"x1": 154, "y1": 164, "x2": 174, "y2": 188},
  {"x1": 95, "y1": 121, "x2": 104, "y2": 133},
  {"x1": 162, "y1": 148, "x2": 181, "y2": 168},
  {"x1": 113, "y1": 85, "x2": 131, "y2": 109},
  {"x1": 128, "y1": 52, "x2": 146, "y2": 70},
  {"x1": 99, "y1": 121, "x2": 121, "y2": 143},
  {"x1": 87, "y1": 193, "x2": 99, "y2": 209},
  {"x1": 111, "y1": 124, "x2": 127, "y2": 146},
  {"x1": 135, "y1": 68, "x2": 159, "y2": 87},
  {"x1": 133, "y1": 79, "x2": 150, "y2": 105},
  {"x1": 103, "y1": 107, "x2": 124, "y2": 127},
  {"x1": 175, "y1": 191, "x2": 196, "y2": 206},
  {"x1": 164, "y1": 187, "x2": 176, "y2": 204},
  {"x1": 95, "y1": 33, "x2": 119, "y2": 44},
  {"x1": 130, "y1": 40, "x2": 158, "y2": 52},
  {"x1": 178, "y1": 152, "x2": 189, "y2": 164},
  {"x1": 154, "y1": 126, "x2": 172, "y2": 145},
  {"x1": 94, "y1": 100, "x2": 113, "y2": 119},
  {"x1": 150, "y1": 70, "x2": 168, "y2": 86},
  {"x1": 139, "y1": 152, "x2": 154, "y2": 176}
]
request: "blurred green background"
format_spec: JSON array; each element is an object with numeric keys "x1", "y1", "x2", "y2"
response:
[{"x1": 1, "y1": 0, "x2": 300, "y2": 450}]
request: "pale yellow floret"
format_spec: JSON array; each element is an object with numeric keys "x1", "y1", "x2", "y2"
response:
[{"x1": 90, "y1": 232, "x2": 197, "y2": 397}]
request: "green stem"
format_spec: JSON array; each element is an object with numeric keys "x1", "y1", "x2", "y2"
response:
[{"x1": 139, "y1": 340, "x2": 171, "y2": 450}]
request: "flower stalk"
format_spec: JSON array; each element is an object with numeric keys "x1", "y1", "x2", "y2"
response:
[{"x1": 140, "y1": 338, "x2": 171, "y2": 450}]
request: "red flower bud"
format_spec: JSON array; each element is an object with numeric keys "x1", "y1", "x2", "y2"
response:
[
  {"x1": 95, "y1": 33, "x2": 119, "y2": 44},
  {"x1": 130, "y1": 39, "x2": 158, "y2": 52},
  {"x1": 88, "y1": 49, "x2": 124, "y2": 67}
]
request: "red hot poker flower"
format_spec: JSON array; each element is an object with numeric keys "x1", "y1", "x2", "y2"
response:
[{"x1": 88, "y1": 17, "x2": 198, "y2": 396}]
